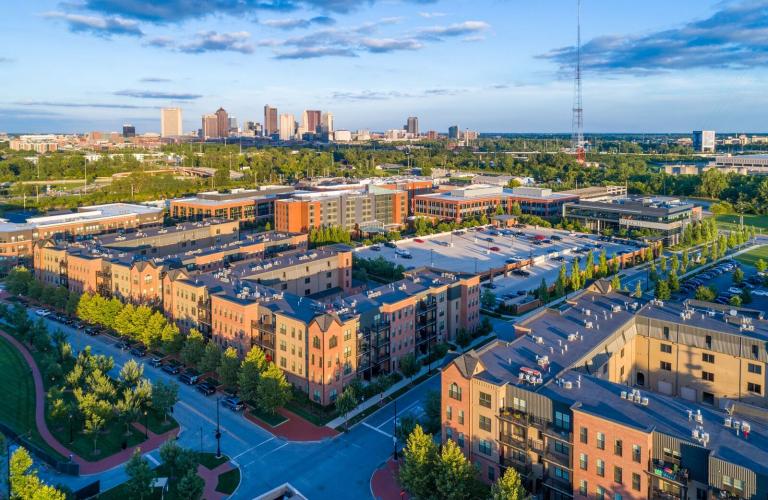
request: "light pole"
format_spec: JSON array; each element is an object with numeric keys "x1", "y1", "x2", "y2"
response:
[
  {"x1": 68, "y1": 414, "x2": 74, "y2": 444},
  {"x1": 143, "y1": 410, "x2": 148, "y2": 439},
  {"x1": 393, "y1": 398, "x2": 398, "y2": 461},
  {"x1": 215, "y1": 397, "x2": 222, "y2": 458}
]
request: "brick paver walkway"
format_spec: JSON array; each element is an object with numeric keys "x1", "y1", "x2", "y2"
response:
[
  {"x1": 0, "y1": 329, "x2": 178, "y2": 475},
  {"x1": 371, "y1": 458, "x2": 408, "y2": 500},
  {"x1": 197, "y1": 461, "x2": 235, "y2": 500},
  {"x1": 245, "y1": 407, "x2": 338, "y2": 442}
]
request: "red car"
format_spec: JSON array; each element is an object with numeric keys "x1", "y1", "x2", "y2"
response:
[
  {"x1": 490, "y1": 246, "x2": 500, "y2": 251},
  {"x1": 414, "y1": 238, "x2": 425, "y2": 243}
]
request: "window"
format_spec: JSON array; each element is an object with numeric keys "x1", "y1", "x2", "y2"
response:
[
  {"x1": 329, "y1": 336, "x2": 338, "y2": 349},
  {"x1": 554, "y1": 467, "x2": 569, "y2": 481},
  {"x1": 479, "y1": 440, "x2": 491, "y2": 455},
  {"x1": 580, "y1": 426, "x2": 588, "y2": 444},
  {"x1": 614, "y1": 439, "x2": 623, "y2": 457},
  {"x1": 660, "y1": 361, "x2": 672, "y2": 371},
  {"x1": 596, "y1": 486, "x2": 606, "y2": 500},
  {"x1": 632, "y1": 444, "x2": 641, "y2": 463},
  {"x1": 703, "y1": 392, "x2": 715, "y2": 405},
  {"x1": 660, "y1": 343, "x2": 672, "y2": 353},
  {"x1": 702, "y1": 353, "x2": 715, "y2": 363},
  {"x1": 748, "y1": 382, "x2": 762, "y2": 394},
  {"x1": 512, "y1": 397, "x2": 527, "y2": 412},
  {"x1": 702, "y1": 371, "x2": 715, "y2": 382},
  {"x1": 752, "y1": 344, "x2": 759, "y2": 359},
  {"x1": 734, "y1": 479, "x2": 744, "y2": 491},
  {"x1": 554, "y1": 441, "x2": 569, "y2": 456},
  {"x1": 579, "y1": 480, "x2": 588, "y2": 496},
  {"x1": 445, "y1": 427, "x2": 453, "y2": 440},
  {"x1": 663, "y1": 326, "x2": 670, "y2": 339},
  {"x1": 637, "y1": 372, "x2": 645, "y2": 386},
  {"x1": 479, "y1": 415, "x2": 492, "y2": 432},
  {"x1": 446, "y1": 405, "x2": 452, "y2": 421},
  {"x1": 723, "y1": 475, "x2": 732, "y2": 487},
  {"x1": 596, "y1": 459, "x2": 605, "y2": 477},
  {"x1": 488, "y1": 466, "x2": 495, "y2": 482},
  {"x1": 614, "y1": 494, "x2": 622, "y2": 500},
  {"x1": 457, "y1": 433, "x2": 464, "y2": 448},
  {"x1": 449, "y1": 383, "x2": 462, "y2": 401},
  {"x1": 479, "y1": 392, "x2": 492, "y2": 408},
  {"x1": 632, "y1": 472, "x2": 641, "y2": 491},
  {"x1": 705, "y1": 335, "x2": 712, "y2": 349},
  {"x1": 748, "y1": 363, "x2": 762, "y2": 375},
  {"x1": 312, "y1": 336, "x2": 320, "y2": 349},
  {"x1": 458, "y1": 410, "x2": 464, "y2": 425},
  {"x1": 555, "y1": 411, "x2": 571, "y2": 430},
  {"x1": 579, "y1": 453, "x2": 588, "y2": 470},
  {"x1": 614, "y1": 466, "x2": 623, "y2": 484},
  {"x1": 596, "y1": 432, "x2": 605, "y2": 450}
]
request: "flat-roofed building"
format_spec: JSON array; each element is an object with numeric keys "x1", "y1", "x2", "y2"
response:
[
  {"x1": 563, "y1": 196, "x2": 701, "y2": 245},
  {"x1": 170, "y1": 187, "x2": 294, "y2": 222},
  {"x1": 712, "y1": 154, "x2": 768, "y2": 174}
]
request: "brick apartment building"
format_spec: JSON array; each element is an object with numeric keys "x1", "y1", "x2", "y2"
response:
[
  {"x1": 170, "y1": 187, "x2": 294, "y2": 222},
  {"x1": 441, "y1": 285, "x2": 768, "y2": 499},
  {"x1": 1, "y1": 203, "x2": 163, "y2": 257}
]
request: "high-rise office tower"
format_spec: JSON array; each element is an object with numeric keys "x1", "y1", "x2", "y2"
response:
[
  {"x1": 228, "y1": 117, "x2": 238, "y2": 133},
  {"x1": 692, "y1": 130, "x2": 716, "y2": 152},
  {"x1": 406, "y1": 116, "x2": 419, "y2": 135},
  {"x1": 215, "y1": 108, "x2": 229, "y2": 138},
  {"x1": 279, "y1": 114, "x2": 295, "y2": 141},
  {"x1": 448, "y1": 125, "x2": 459, "y2": 139},
  {"x1": 321, "y1": 112, "x2": 334, "y2": 134},
  {"x1": 160, "y1": 108, "x2": 183, "y2": 137},
  {"x1": 302, "y1": 110, "x2": 322, "y2": 135},
  {"x1": 122, "y1": 124, "x2": 136, "y2": 138},
  {"x1": 202, "y1": 114, "x2": 218, "y2": 138},
  {"x1": 264, "y1": 105, "x2": 278, "y2": 136}
]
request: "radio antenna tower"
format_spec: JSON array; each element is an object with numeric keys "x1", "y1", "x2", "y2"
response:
[{"x1": 571, "y1": 0, "x2": 585, "y2": 163}]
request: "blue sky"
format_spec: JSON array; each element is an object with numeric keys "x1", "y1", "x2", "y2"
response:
[{"x1": 2, "y1": 0, "x2": 768, "y2": 134}]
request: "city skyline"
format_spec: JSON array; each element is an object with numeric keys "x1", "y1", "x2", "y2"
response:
[{"x1": 3, "y1": 0, "x2": 768, "y2": 133}]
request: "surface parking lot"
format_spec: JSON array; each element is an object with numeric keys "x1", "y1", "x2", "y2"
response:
[
  {"x1": 356, "y1": 226, "x2": 640, "y2": 297},
  {"x1": 677, "y1": 259, "x2": 768, "y2": 310}
]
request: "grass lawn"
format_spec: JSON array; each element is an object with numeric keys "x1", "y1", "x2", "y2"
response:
[
  {"x1": 145, "y1": 410, "x2": 180, "y2": 435},
  {"x1": 216, "y1": 467, "x2": 241, "y2": 494},
  {"x1": 285, "y1": 398, "x2": 338, "y2": 427},
  {"x1": 716, "y1": 214, "x2": 768, "y2": 230},
  {"x1": 248, "y1": 406, "x2": 288, "y2": 427},
  {"x1": 98, "y1": 453, "x2": 232, "y2": 500},
  {"x1": 0, "y1": 336, "x2": 65, "y2": 460},
  {"x1": 735, "y1": 245, "x2": 768, "y2": 268}
]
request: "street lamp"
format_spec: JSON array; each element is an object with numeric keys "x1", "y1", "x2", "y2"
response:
[
  {"x1": 143, "y1": 411, "x2": 148, "y2": 439},
  {"x1": 68, "y1": 414, "x2": 73, "y2": 444},
  {"x1": 215, "y1": 397, "x2": 222, "y2": 459},
  {"x1": 392, "y1": 398, "x2": 398, "y2": 461}
]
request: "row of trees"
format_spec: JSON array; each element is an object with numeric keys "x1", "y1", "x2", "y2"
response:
[
  {"x1": 399, "y1": 425, "x2": 525, "y2": 500},
  {"x1": 124, "y1": 440, "x2": 206, "y2": 500},
  {"x1": 4, "y1": 267, "x2": 80, "y2": 315},
  {"x1": 308, "y1": 225, "x2": 353, "y2": 247}
]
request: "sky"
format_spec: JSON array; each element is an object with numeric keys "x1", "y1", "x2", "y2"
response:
[{"x1": 2, "y1": 0, "x2": 768, "y2": 134}]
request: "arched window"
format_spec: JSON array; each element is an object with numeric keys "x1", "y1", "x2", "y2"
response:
[{"x1": 449, "y1": 383, "x2": 462, "y2": 401}]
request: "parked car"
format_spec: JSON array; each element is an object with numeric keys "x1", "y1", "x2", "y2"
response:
[
  {"x1": 482, "y1": 283, "x2": 497, "y2": 289},
  {"x1": 512, "y1": 269, "x2": 531, "y2": 277},
  {"x1": 369, "y1": 245, "x2": 381, "y2": 251},
  {"x1": 384, "y1": 241, "x2": 397, "y2": 248},
  {"x1": 414, "y1": 238, "x2": 425, "y2": 243},
  {"x1": 179, "y1": 369, "x2": 200, "y2": 385},
  {"x1": 149, "y1": 355, "x2": 164, "y2": 368},
  {"x1": 130, "y1": 345, "x2": 147, "y2": 357},
  {"x1": 452, "y1": 230, "x2": 465, "y2": 236},
  {"x1": 197, "y1": 382, "x2": 216, "y2": 396},
  {"x1": 116, "y1": 340, "x2": 132, "y2": 351},
  {"x1": 162, "y1": 362, "x2": 182, "y2": 375},
  {"x1": 552, "y1": 256, "x2": 565, "y2": 262},
  {"x1": 551, "y1": 235, "x2": 562, "y2": 241},
  {"x1": 34, "y1": 309, "x2": 50, "y2": 317},
  {"x1": 222, "y1": 397, "x2": 245, "y2": 412},
  {"x1": 506, "y1": 257, "x2": 521, "y2": 264},
  {"x1": 489, "y1": 246, "x2": 500, "y2": 252}
]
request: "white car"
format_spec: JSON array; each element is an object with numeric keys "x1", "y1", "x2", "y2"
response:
[
  {"x1": 34, "y1": 309, "x2": 51, "y2": 317},
  {"x1": 728, "y1": 287, "x2": 743, "y2": 295},
  {"x1": 753, "y1": 290, "x2": 768, "y2": 296}
]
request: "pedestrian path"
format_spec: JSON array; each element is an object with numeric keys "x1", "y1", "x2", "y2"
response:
[
  {"x1": 370, "y1": 458, "x2": 407, "y2": 500},
  {"x1": 245, "y1": 407, "x2": 338, "y2": 442},
  {"x1": 197, "y1": 460, "x2": 235, "y2": 500},
  {"x1": 0, "y1": 329, "x2": 178, "y2": 475}
]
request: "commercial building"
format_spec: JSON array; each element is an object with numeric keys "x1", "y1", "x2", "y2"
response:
[
  {"x1": 693, "y1": 130, "x2": 716, "y2": 152},
  {"x1": 279, "y1": 114, "x2": 295, "y2": 141},
  {"x1": 406, "y1": 116, "x2": 419, "y2": 136},
  {"x1": 160, "y1": 108, "x2": 183, "y2": 138},
  {"x1": 122, "y1": 124, "x2": 136, "y2": 138},
  {"x1": 301, "y1": 110, "x2": 321, "y2": 135},
  {"x1": 711, "y1": 155, "x2": 768, "y2": 174},
  {"x1": 274, "y1": 186, "x2": 407, "y2": 233},
  {"x1": 414, "y1": 185, "x2": 577, "y2": 222},
  {"x1": 264, "y1": 105, "x2": 278, "y2": 136},
  {"x1": 1, "y1": 203, "x2": 164, "y2": 257},
  {"x1": 170, "y1": 187, "x2": 294, "y2": 222},
  {"x1": 320, "y1": 112, "x2": 333, "y2": 138},
  {"x1": 449, "y1": 125, "x2": 459, "y2": 139},
  {"x1": 215, "y1": 108, "x2": 229, "y2": 138},
  {"x1": 202, "y1": 114, "x2": 218, "y2": 139},
  {"x1": 562, "y1": 197, "x2": 701, "y2": 245},
  {"x1": 441, "y1": 286, "x2": 768, "y2": 498}
]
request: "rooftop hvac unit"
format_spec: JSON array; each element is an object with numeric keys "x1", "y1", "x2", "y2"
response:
[
  {"x1": 620, "y1": 391, "x2": 627, "y2": 399},
  {"x1": 641, "y1": 397, "x2": 649, "y2": 406},
  {"x1": 564, "y1": 380, "x2": 573, "y2": 389},
  {"x1": 724, "y1": 417, "x2": 732, "y2": 428}
]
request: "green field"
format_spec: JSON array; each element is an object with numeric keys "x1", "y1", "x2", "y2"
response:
[
  {"x1": 735, "y1": 245, "x2": 768, "y2": 268},
  {"x1": 216, "y1": 467, "x2": 241, "y2": 494},
  {"x1": 716, "y1": 214, "x2": 768, "y2": 230},
  {"x1": 0, "y1": 337, "x2": 64, "y2": 460}
]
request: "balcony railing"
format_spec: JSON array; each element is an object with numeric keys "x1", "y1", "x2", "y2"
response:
[
  {"x1": 544, "y1": 445, "x2": 571, "y2": 468},
  {"x1": 499, "y1": 433, "x2": 527, "y2": 448},
  {"x1": 543, "y1": 474, "x2": 573, "y2": 495},
  {"x1": 251, "y1": 320, "x2": 276, "y2": 333},
  {"x1": 498, "y1": 408, "x2": 548, "y2": 428},
  {"x1": 528, "y1": 438, "x2": 545, "y2": 453},
  {"x1": 499, "y1": 456, "x2": 532, "y2": 475},
  {"x1": 649, "y1": 459, "x2": 689, "y2": 485},
  {"x1": 542, "y1": 425, "x2": 573, "y2": 443},
  {"x1": 650, "y1": 487, "x2": 683, "y2": 500}
]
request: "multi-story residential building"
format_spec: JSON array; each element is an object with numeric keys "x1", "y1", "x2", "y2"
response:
[
  {"x1": 170, "y1": 187, "x2": 294, "y2": 222},
  {"x1": 279, "y1": 114, "x2": 295, "y2": 141},
  {"x1": 414, "y1": 185, "x2": 577, "y2": 222},
  {"x1": 562, "y1": 197, "x2": 702, "y2": 245},
  {"x1": 1, "y1": 203, "x2": 163, "y2": 257},
  {"x1": 274, "y1": 186, "x2": 407, "y2": 233},
  {"x1": 442, "y1": 285, "x2": 768, "y2": 498},
  {"x1": 349, "y1": 267, "x2": 481, "y2": 379},
  {"x1": 160, "y1": 108, "x2": 183, "y2": 137}
]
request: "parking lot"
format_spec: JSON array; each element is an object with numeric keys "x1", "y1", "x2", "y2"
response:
[
  {"x1": 677, "y1": 259, "x2": 768, "y2": 309},
  {"x1": 356, "y1": 226, "x2": 640, "y2": 297}
]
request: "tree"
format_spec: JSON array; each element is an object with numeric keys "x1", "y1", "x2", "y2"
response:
[
  {"x1": 634, "y1": 281, "x2": 643, "y2": 298},
  {"x1": 660, "y1": 255, "x2": 667, "y2": 273},
  {"x1": 199, "y1": 342, "x2": 222, "y2": 374},
  {"x1": 756, "y1": 258, "x2": 767, "y2": 273},
  {"x1": 480, "y1": 288, "x2": 496, "y2": 309},
  {"x1": 682, "y1": 250, "x2": 690, "y2": 272},
  {"x1": 264, "y1": 221, "x2": 272, "y2": 231},
  {"x1": 584, "y1": 251, "x2": 594, "y2": 280},
  {"x1": 238, "y1": 347, "x2": 268, "y2": 403},
  {"x1": 655, "y1": 280, "x2": 671, "y2": 300},
  {"x1": 510, "y1": 202, "x2": 522, "y2": 216},
  {"x1": 733, "y1": 267, "x2": 744, "y2": 284},
  {"x1": 152, "y1": 379, "x2": 179, "y2": 423},
  {"x1": 218, "y1": 347, "x2": 241, "y2": 388},
  {"x1": 119, "y1": 359, "x2": 144, "y2": 389},
  {"x1": 114, "y1": 304, "x2": 138, "y2": 338},
  {"x1": 695, "y1": 286, "x2": 716, "y2": 301},
  {"x1": 491, "y1": 466, "x2": 526, "y2": 500},
  {"x1": 730, "y1": 294, "x2": 743, "y2": 307},
  {"x1": 570, "y1": 257, "x2": 582, "y2": 291},
  {"x1": 455, "y1": 328, "x2": 472, "y2": 348},
  {"x1": 161, "y1": 322, "x2": 184, "y2": 353},
  {"x1": 610, "y1": 274, "x2": 621, "y2": 292},
  {"x1": 335, "y1": 386, "x2": 357, "y2": 431},
  {"x1": 399, "y1": 425, "x2": 438, "y2": 500},
  {"x1": 9, "y1": 447, "x2": 66, "y2": 500},
  {"x1": 667, "y1": 269, "x2": 679, "y2": 292},
  {"x1": 434, "y1": 438, "x2": 485, "y2": 500},
  {"x1": 555, "y1": 264, "x2": 567, "y2": 297},
  {"x1": 176, "y1": 469, "x2": 205, "y2": 500},
  {"x1": 423, "y1": 389, "x2": 441, "y2": 434},
  {"x1": 125, "y1": 449, "x2": 155, "y2": 500},
  {"x1": 671, "y1": 254, "x2": 679, "y2": 274},
  {"x1": 142, "y1": 311, "x2": 167, "y2": 348},
  {"x1": 399, "y1": 353, "x2": 420, "y2": 382},
  {"x1": 536, "y1": 278, "x2": 549, "y2": 302},
  {"x1": 180, "y1": 329, "x2": 206, "y2": 367},
  {"x1": 597, "y1": 249, "x2": 609, "y2": 278},
  {"x1": 256, "y1": 363, "x2": 291, "y2": 415},
  {"x1": 741, "y1": 287, "x2": 753, "y2": 305}
]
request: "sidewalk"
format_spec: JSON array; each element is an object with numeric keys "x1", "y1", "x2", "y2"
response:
[
  {"x1": 0, "y1": 329, "x2": 178, "y2": 475},
  {"x1": 370, "y1": 458, "x2": 407, "y2": 500},
  {"x1": 197, "y1": 460, "x2": 235, "y2": 500},
  {"x1": 245, "y1": 407, "x2": 338, "y2": 441}
]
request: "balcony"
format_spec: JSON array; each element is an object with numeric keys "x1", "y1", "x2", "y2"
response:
[
  {"x1": 251, "y1": 320, "x2": 276, "y2": 333},
  {"x1": 498, "y1": 408, "x2": 547, "y2": 428},
  {"x1": 543, "y1": 473, "x2": 573, "y2": 495},
  {"x1": 499, "y1": 432, "x2": 527, "y2": 449},
  {"x1": 544, "y1": 445, "x2": 571, "y2": 468},
  {"x1": 650, "y1": 487, "x2": 683, "y2": 500},
  {"x1": 418, "y1": 299, "x2": 437, "y2": 311},
  {"x1": 500, "y1": 455, "x2": 532, "y2": 475},
  {"x1": 649, "y1": 459, "x2": 689, "y2": 485},
  {"x1": 542, "y1": 425, "x2": 572, "y2": 443},
  {"x1": 528, "y1": 438, "x2": 545, "y2": 454}
]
